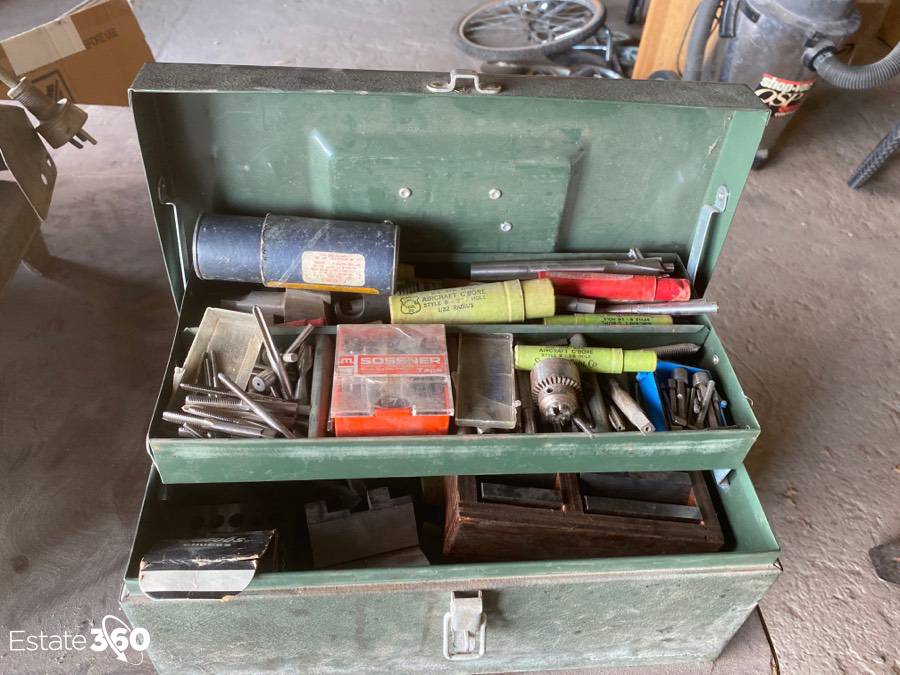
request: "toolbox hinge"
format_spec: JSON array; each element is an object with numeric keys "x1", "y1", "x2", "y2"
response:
[
  {"x1": 687, "y1": 184, "x2": 729, "y2": 285},
  {"x1": 427, "y1": 69, "x2": 502, "y2": 95},
  {"x1": 443, "y1": 590, "x2": 487, "y2": 660}
]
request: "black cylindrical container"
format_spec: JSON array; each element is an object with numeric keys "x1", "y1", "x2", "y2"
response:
[{"x1": 193, "y1": 213, "x2": 398, "y2": 295}]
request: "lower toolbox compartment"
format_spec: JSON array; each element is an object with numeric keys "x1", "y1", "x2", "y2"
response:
[{"x1": 121, "y1": 465, "x2": 780, "y2": 674}]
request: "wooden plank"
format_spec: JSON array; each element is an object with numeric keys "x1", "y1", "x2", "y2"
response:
[{"x1": 632, "y1": 0, "x2": 705, "y2": 80}]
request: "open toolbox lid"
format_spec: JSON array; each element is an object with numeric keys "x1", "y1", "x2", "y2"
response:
[{"x1": 129, "y1": 63, "x2": 768, "y2": 307}]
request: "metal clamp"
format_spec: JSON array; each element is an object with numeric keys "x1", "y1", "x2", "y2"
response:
[
  {"x1": 427, "y1": 69, "x2": 501, "y2": 95},
  {"x1": 686, "y1": 184, "x2": 729, "y2": 285},
  {"x1": 442, "y1": 591, "x2": 487, "y2": 660}
]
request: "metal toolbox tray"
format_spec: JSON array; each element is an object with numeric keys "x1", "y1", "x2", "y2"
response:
[
  {"x1": 130, "y1": 63, "x2": 768, "y2": 483},
  {"x1": 120, "y1": 466, "x2": 780, "y2": 674},
  {"x1": 148, "y1": 318, "x2": 759, "y2": 484}
]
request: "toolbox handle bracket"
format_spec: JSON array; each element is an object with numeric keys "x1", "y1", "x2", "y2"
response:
[
  {"x1": 427, "y1": 69, "x2": 502, "y2": 95},
  {"x1": 442, "y1": 590, "x2": 487, "y2": 660},
  {"x1": 157, "y1": 176, "x2": 190, "y2": 295},
  {"x1": 687, "y1": 184, "x2": 729, "y2": 285}
]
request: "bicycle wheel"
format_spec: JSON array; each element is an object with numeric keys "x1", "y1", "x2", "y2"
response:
[{"x1": 455, "y1": 0, "x2": 607, "y2": 61}]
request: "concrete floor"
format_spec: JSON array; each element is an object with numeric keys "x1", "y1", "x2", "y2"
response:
[{"x1": 0, "y1": 0, "x2": 898, "y2": 673}]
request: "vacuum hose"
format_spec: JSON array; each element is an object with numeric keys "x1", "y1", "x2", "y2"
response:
[
  {"x1": 682, "y1": 0, "x2": 721, "y2": 81},
  {"x1": 683, "y1": 0, "x2": 900, "y2": 89},
  {"x1": 807, "y1": 40, "x2": 900, "y2": 90},
  {"x1": 848, "y1": 120, "x2": 900, "y2": 188}
]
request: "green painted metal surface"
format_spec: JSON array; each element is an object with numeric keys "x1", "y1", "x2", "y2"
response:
[
  {"x1": 123, "y1": 570, "x2": 777, "y2": 674},
  {"x1": 150, "y1": 431, "x2": 758, "y2": 484},
  {"x1": 147, "y1": 320, "x2": 760, "y2": 484},
  {"x1": 129, "y1": 64, "x2": 767, "y2": 305},
  {"x1": 120, "y1": 466, "x2": 779, "y2": 673}
]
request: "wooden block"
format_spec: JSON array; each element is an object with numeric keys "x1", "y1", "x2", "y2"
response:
[{"x1": 632, "y1": 0, "x2": 706, "y2": 80}]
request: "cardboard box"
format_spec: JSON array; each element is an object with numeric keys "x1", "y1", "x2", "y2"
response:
[
  {"x1": 846, "y1": 0, "x2": 892, "y2": 61},
  {"x1": 881, "y1": 0, "x2": 900, "y2": 46},
  {"x1": 0, "y1": 0, "x2": 153, "y2": 106}
]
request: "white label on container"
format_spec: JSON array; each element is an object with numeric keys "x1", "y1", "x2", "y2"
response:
[{"x1": 301, "y1": 250, "x2": 365, "y2": 287}]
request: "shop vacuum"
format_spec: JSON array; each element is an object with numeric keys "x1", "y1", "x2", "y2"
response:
[{"x1": 682, "y1": 0, "x2": 900, "y2": 169}]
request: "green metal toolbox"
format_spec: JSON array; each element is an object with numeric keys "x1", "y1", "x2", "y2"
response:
[{"x1": 121, "y1": 63, "x2": 779, "y2": 672}]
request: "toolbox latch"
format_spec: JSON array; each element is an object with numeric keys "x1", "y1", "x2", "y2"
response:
[
  {"x1": 427, "y1": 69, "x2": 502, "y2": 95},
  {"x1": 442, "y1": 590, "x2": 487, "y2": 660}
]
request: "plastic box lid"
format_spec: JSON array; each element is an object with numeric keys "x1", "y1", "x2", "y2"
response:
[{"x1": 331, "y1": 324, "x2": 453, "y2": 419}]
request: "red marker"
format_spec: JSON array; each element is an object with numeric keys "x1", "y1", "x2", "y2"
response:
[{"x1": 540, "y1": 271, "x2": 691, "y2": 302}]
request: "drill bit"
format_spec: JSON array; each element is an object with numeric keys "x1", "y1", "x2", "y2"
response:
[
  {"x1": 607, "y1": 402, "x2": 627, "y2": 431},
  {"x1": 651, "y1": 343, "x2": 702, "y2": 358},
  {"x1": 217, "y1": 373, "x2": 296, "y2": 439},
  {"x1": 673, "y1": 368, "x2": 689, "y2": 425},
  {"x1": 253, "y1": 305, "x2": 294, "y2": 401},
  {"x1": 163, "y1": 411, "x2": 277, "y2": 438},
  {"x1": 515, "y1": 370, "x2": 538, "y2": 434},
  {"x1": 600, "y1": 300, "x2": 718, "y2": 315},
  {"x1": 581, "y1": 372, "x2": 611, "y2": 433}
]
